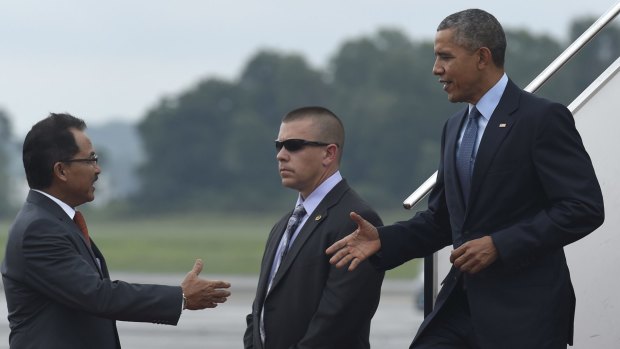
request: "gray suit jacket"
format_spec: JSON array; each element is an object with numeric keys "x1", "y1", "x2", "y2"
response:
[
  {"x1": 1, "y1": 190, "x2": 183, "y2": 349},
  {"x1": 244, "y1": 180, "x2": 384, "y2": 349}
]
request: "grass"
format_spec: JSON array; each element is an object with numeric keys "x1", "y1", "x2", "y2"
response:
[{"x1": 0, "y1": 210, "x2": 420, "y2": 279}]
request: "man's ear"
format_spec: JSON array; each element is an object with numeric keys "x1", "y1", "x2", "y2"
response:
[
  {"x1": 53, "y1": 162, "x2": 68, "y2": 182},
  {"x1": 477, "y1": 47, "x2": 493, "y2": 69},
  {"x1": 323, "y1": 144, "x2": 339, "y2": 166}
]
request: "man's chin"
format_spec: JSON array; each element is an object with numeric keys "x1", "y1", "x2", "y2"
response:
[{"x1": 281, "y1": 179, "x2": 297, "y2": 190}]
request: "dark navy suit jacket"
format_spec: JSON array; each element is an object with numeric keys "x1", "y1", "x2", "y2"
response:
[{"x1": 374, "y1": 80, "x2": 604, "y2": 349}]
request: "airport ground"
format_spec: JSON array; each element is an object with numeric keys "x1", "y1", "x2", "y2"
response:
[{"x1": 0, "y1": 273, "x2": 424, "y2": 348}]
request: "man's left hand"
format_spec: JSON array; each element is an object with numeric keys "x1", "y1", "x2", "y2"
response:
[{"x1": 450, "y1": 236, "x2": 498, "y2": 274}]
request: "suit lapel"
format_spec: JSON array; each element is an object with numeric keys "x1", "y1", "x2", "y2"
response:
[
  {"x1": 91, "y1": 242, "x2": 108, "y2": 278},
  {"x1": 27, "y1": 191, "x2": 105, "y2": 278},
  {"x1": 445, "y1": 109, "x2": 470, "y2": 210},
  {"x1": 468, "y1": 81, "x2": 520, "y2": 212},
  {"x1": 256, "y1": 217, "x2": 289, "y2": 301},
  {"x1": 65, "y1": 215, "x2": 105, "y2": 277},
  {"x1": 267, "y1": 181, "x2": 349, "y2": 295}
]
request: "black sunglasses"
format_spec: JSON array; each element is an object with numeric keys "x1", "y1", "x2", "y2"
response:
[{"x1": 275, "y1": 139, "x2": 332, "y2": 152}]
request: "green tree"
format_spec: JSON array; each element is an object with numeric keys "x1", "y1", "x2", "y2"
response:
[
  {"x1": 136, "y1": 78, "x2": 240, "y2": 211},
  {"x1": 328, "y1": 29, "x2": 457, "y2": 205},
  {"x1": 0, "y1": 109, "x2": 13, "y2": 216},
  {"x1": 504, "y1": 30, "x2": 562, "y2": 91},
  {"x1": 135, "y1": 51, "x2": 330, "y2": 212},
  {"x1": 132, "y1": 20, "x2": 617, "y2": 213},
  {"x1": 231, "y1": 50, "x2": 332, "y2": 207}
]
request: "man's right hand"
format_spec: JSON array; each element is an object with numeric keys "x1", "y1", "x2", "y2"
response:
[
  {"x1": 181, "y1": 259, "x2": 231, "y2": 310},
  {"x1": 325, "y1": 212, "x2": 381, "y2": 271}
]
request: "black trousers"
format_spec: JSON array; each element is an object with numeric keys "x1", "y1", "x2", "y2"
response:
[{"x1": 412, "y1": 280, "x2": 481, "y2": 349}]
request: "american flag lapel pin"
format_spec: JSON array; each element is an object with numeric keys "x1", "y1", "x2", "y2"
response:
[{"x1": 499, "y1": 123, "x2": 507, "y2": 128}]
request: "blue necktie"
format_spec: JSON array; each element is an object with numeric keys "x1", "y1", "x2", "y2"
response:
[{"x1": 457, "y1": 107, "x2": 482, "y2": 204}]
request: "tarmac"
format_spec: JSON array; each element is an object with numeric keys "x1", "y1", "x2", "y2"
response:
[{"x1": 0, "y1": 273, "x2": 424, "y2": 348}]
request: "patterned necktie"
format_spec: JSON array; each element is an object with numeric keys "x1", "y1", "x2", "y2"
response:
[
  {"x1": 456, "y1": 106, "x2": 482, "y2": 204},
  {"x1": 280, "y1": 204, "x2": 306, "y2": 261},
  {"x1": 73, "y1": 211, "x2": 91, "y2": 247},
  {"x1": 261, "y1": 203, "x2": 306, "y2": 343}
]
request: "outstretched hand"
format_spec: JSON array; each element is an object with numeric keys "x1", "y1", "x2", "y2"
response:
[
  {"x1": 181, "y1": 259, "x2": 231, "y2": 310},
  {"x1": 325, "y1": 212, "x2": 381, "y2": 271}
]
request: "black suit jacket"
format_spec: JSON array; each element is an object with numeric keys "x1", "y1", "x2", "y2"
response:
[
  {"x1": 1, "y1": 191, "x2": 183, "y2": 349},
  {"x1": 373, "y1": 80, "x2": 604, "y2": 348},
  {"x1": 244, "y1": 180, "x2": 384, "y2": 349}
]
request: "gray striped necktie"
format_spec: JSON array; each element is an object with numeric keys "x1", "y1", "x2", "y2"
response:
[{"x1": 280, "y1": 204, "x2": 306, "y2": 260}]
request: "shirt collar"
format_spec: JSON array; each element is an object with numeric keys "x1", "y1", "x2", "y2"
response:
[
  {"x1": 470, "y1": 73, "x2": 508, "y2": 120},
  {"x1": 32, "y1": 189, "x2": 76, "y2": 219},
  {"x1": 295, "y1": 171, "x2": 343, "y2": 216}
]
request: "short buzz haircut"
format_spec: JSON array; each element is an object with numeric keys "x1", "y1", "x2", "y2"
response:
[
  {"x1": 282, "y1": 106, "x2": 345, "y2": 162},
  {"x1": 438, "y1": 8, "x2": 507, "y2": 68},
  {"x1": 23, "y1": 113, "x2": 87, "y2": 190}
]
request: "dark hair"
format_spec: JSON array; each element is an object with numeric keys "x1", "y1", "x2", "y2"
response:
[
  {"x1": 283, "y1": 106, "x2": 345, "y2": 149},
  {"x1": 438, "y1": 9, "x2": 506, "y2": 68},
  {"x1": 23, "y1": 113, "x2": 87, "y2": 189}
]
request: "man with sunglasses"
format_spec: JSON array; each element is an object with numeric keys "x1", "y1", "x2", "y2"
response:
[
  {"x1": 244, "y1": 106, "x2": 384, "y2": 349},
  {"x1": 1, "y1": 113, "x2": 231, "y2": 348}
]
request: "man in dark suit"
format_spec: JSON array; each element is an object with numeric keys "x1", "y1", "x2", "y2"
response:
[
  {"x1": 244, "y1": 106, "x2": 384, "y2": 349},
  {"x1": 1, "y1": 113, "x2": 231, "y2": 348},
  {"x1": 327, "y1": 9, "x2": 604, "y2": 349}
]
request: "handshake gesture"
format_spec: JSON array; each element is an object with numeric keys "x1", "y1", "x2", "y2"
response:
[
  {"x1": 325, "y1": 212, "x2": 382, "y2": 271},
  {"x1": 181, "y1": 259, "x2": 231, "y2": 310},
  {"x1": 327, "y1": 212, "x2": 498, "y2": 274}
]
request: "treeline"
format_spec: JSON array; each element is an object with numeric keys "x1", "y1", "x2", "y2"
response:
[
  {"x1": 2, "y1": 18, "x2": 618, "y2": 216},
  {"x1": 131, "y1": 19, "x2": 619, "y2": 213}
]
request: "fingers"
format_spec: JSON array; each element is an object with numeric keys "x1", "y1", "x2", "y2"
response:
[
  {"x1": 348, "y1": 257, "x2": 361, "y2": 271},
  {"x1": 209, "y1": 280, "x2": 231, "y2": 289},
  {"x1": 327, "y1": 238, "x2": 356, "y2": 267},
  {"x1": 450, "y1": 237, "x2": 498, "y2": 274},
  {"x1": 349, "y1": 211, "x2": 366, "y2": 227},
  {"x1": 208, "y1": 288, "x2": 232, "y2": 299},
  {"x1": 184, "y1": 279, "x2": 232, "y2": 310},
  {"x1": 191, "y1": 259, "x2": 204, "y2": 276},
  {"x1": 325, "y1": 236, "x2": 348, "y2": 255},
  {"x1": 450, "y1": 246, "x2": 465, "y2": 264},
  {"x1": 210, "y1": 289, "x2": 231, "y2": 298},
  {"x1": 335, "y1": 252, "x2": 356, "y2": 269}
]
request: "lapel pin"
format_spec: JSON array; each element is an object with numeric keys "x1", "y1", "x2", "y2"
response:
[
  {"x1": 499, "y1": 123, "x2": 507, "y2": 128},
  {"x1": 315, "y1": 215, "x2": 322, "y2": 221}
]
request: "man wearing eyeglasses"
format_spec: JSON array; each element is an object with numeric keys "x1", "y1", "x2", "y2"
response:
[
  {"x1": 244, "y1": 106, "x2": 384, "y2": 349},
  {"x1": 1, "y1": 113, "x2": 231, "y2": 348}
]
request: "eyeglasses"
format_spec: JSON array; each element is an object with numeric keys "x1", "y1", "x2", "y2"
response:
[
  {"x1": 275, "y1": 139, "x2": 333, "y2": 152},
  {"x1": 62, "y1": 154, "x2": 99, "y2": 166}
]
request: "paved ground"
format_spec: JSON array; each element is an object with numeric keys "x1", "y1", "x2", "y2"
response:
[{"x1": 0, "y1": 273, "x2": 423, "y2": 348}]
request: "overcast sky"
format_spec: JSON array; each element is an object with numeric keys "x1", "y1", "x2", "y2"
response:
[{"x1": 1, "y1": 0, "x2": 618, "y2": 136}]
